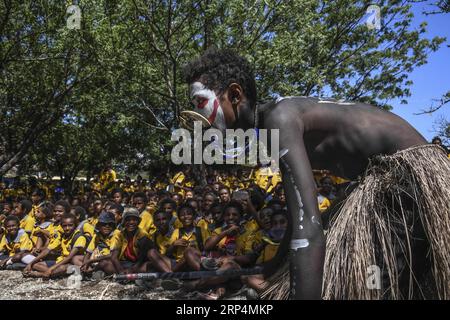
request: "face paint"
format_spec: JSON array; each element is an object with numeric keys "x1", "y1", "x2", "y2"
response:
[{"x1": 189, "y1": 82, "x2": 226, "y2": 132}]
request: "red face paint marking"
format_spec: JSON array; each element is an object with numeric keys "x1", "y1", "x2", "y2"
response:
[
  {"x1": 208, "y1": 99, "x2": 219, "y2": 124},
  {"x1": 196, "y1": 97, "x2": 208, "y2": 109}
]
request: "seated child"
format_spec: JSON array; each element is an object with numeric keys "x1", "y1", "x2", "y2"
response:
[
  {"x1": 77, "y1": 199, "x2": 102, "y2": 239},
  {"x1": 205, "y1": 202, "x2": 223, "y2": 233},
  {"x1": 146, "y1": 210, "x2": 174, "y2": 272},
  {"x1": 250, "y1": 206, "x2": 274, "y2": 248},
  {"x1": 71, "y1": 206, "x2": 87, "y2": 223},
  {"x1": 171, "y1": 193, "x2": 183, "y2": 207},
  {"x1": 81, "y1": 211, "x2": 120, "y2": 274},
  {"x1": 188, "y1": 199, "x2": 209, "y2": 233},
  {"x1": 52, "y1": 200, "x2": 72, "y2": 233},
  {"x1": 148, "y1": 203, "x2": 208, "y2": 273},
  {"x1": 0, "y1": 215, "x2": 35, "y2": 269},
  {"x1": 104, "y1": 201, "x2": 115, "y2": 212},
  {"x1": 24, "y1": 213, "x2": 88, "y2": 278},
  {"x1": 201, "y1": 192, "x2": 217, "y2": 218},
  {"x1": 111, "y1": 188, "x2": 125, "y2": 207},
  {"x1": 159, "y1": 198, "x2": 182, "y2": 229},
  {"x1": 108, "y1": 203, "x2": 124, "y2": 228},
  {"x1": 184, "y1": 189, "x2": 194, "y2": 199},
  {"x1": 179, "y1": 201, "x2": 256, "y2": 299},
  {"x1": 14, "y1": 200, "x2": 35, "y2": 235},
  {"x1": 2, "y1": 202, "x2": 13, "y2": 216},
  {"x1": 218, "y1": 187, "x2": 231, "y2": 204},
  {"x1": 106, "y1": 207, "x2": 153, "y2": 274},
  {"x1": 147, "y1": 191, "x2": 159, "y2": 209},
  {"x1": 202, "y1": 201, "x2": 256, "y2": 267},
  {"x1": 31, "y1": 204, "x2": 55, "y2": 254},
  {"x1": 150, "y1": 210, "x2": 175, "y2": 256},
  {"x1": 133, "y1": 192, "x2": 157, "y2": 236},
  {"x1": 232, "y1": 191, "x2": 259, "y2": 233},
  {"x1": 241, "y1": 209, "x2": 288, "y2": 295},
  {"x1": 31, "y1": 188, "x2": 46, "y2": 216}
]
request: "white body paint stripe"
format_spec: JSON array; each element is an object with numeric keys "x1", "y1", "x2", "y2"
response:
[
  {"x1": 279, "y1": 148, "x2": 289, "y2": 158},
  {"x1": 280, "y1": 157, "x2": 305, "y2": 230},
  {"x1": 291, "y1": 239, "x2": 310, "y2": 249},
  {"x1": 276, "y1": 96, "x2": 355, "y2": 105},
  {"x1": 318, "y1": 100, "x2": 355, "y2": 105}
]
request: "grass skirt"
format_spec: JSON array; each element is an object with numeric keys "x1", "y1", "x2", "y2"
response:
[{"x1": 262, "y1": 144, "x2": 450, "y2": 300}]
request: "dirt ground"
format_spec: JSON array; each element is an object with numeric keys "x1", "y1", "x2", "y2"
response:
[{"x1": 0, "y1": 270, "x2": 247, "y2": 300}]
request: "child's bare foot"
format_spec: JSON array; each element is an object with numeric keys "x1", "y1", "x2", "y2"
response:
[
  {"x1": 215, "y1": 287, "x2": 226, "y2": 299},
  {"x1": 23, "y1": 270, "x2": 44, "y2": 278},
  {"x1": 22, "y1": 270, "x2": 32, "y2": 277}
]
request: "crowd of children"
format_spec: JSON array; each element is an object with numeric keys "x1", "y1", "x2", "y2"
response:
[{"x1": 0, "y1": 165, "x2": 341, "y2": 299}]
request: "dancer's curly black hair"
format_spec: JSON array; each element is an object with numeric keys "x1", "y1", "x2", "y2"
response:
[{"x1": 182, "y1": 48, "x2": 257, "y2": 108}]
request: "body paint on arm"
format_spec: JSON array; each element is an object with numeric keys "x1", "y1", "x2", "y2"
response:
[{"x1": 280, "y1": 157, "x2": 305, "y2": 232}]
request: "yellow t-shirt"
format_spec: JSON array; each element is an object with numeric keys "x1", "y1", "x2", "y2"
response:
[
  {"x1": 268, "y1": 172, "x2": 282, "y2": 193},
  {"x1": 243, "y1": 219, "x2": 259, "y2": 233},
  {"x1": 99, "y1": 169, "x2": 117, "y2": 192},
  {"x1": 196, "y1": 218, "x2": 210, "y2": 235},
  {"x1": 31, "y1": 201, "x2": 47, "y2": 218},
  {"x1": 153, "y1": 229, "x2": 175, "y2": 255},
  {"x1": 110, "y1": 228, "x2": 150, "y2": 261},
  {"x1": 169, "y1": 211, "x2": 183, "y2": 229},
  {"x1": 210, "y1": 227, "x2": 255, "y2": 256},
  {"x1": 256, "y1": 235, "x2": 280, "y2": 264},
  {"x1": 77, "y1": 216, "x2": 98, "y2": 238},
  {"x1": 20, "y1": 214, "x2": 36, "y2": 235},
  {"x1": 16, "y1": 189, "x2": 26, "y2": 198},
  {"x1": 169, "y1": 227, "x2": 209, "y2": 262},
  {"x1": 91, "y1": 181, "x2": 102, "y2": 193},
  {"x1": 253, "y1": 167, "x2": 281, "y2": 192},
  {"x1": 87, "y1": 229, "x2": 121, "y2": 257},
  {"x1": 88, "y1": 216, "x2": 99, "y2": 226},
  {"x1": 318, "y1": 195, "x2": 331, "y2": 213},
  {"x1": 0, "y1": 229, "x2": 33, "y2": 256},
  {"x1": 4, "y1": 188, "x2": 14, "y2": 198},
  {"x1": 171, "y1": 172, "x2": 194, "y2": 196},
  {"x1": 147, "y1": 205, "x2": 157, "y2": 215},
  {"x1": 31, "y1": 205, "x2": 40, "y2": 218},
  {"x1": 171, "y1": 172, "x2": 185, "y2": 194},
  {"x1": 50, "y1": 222, "x2": 64, "y2": 238},
  {"x1": 139, "y1": 210, "x2": 157, "y2": 237},
  {"x1": 219, "y1": 177, "x2": 231, "y2": 188},
  {"x1": 171, "y1": 172, "x2": 185, "y2": 185},
  {"x1": 123, "y1": 184, "x2": 135, "y2": 193},
  {"x1": 31, "y1": 221, "x2": 54, "y2": 244},
  {"x1": 48, "y1": 230, "x2": 87, "y2": 263},
  {"x1": 154, "y1": 182, "x2": 167, "y2": 191}
]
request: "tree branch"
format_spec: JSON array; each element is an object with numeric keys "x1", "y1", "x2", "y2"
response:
[{"x1": 414, "y1": 92, "x2": 450, "y2": 115}]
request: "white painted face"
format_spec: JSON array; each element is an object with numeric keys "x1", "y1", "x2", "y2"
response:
[{"x1": 190, "y1": 82, "x2": 226, "y2": 132}]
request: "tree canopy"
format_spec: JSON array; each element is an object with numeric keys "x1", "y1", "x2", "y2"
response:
[{"x1": 0, "y1": 0, "x2": 446, "y2": 189}]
